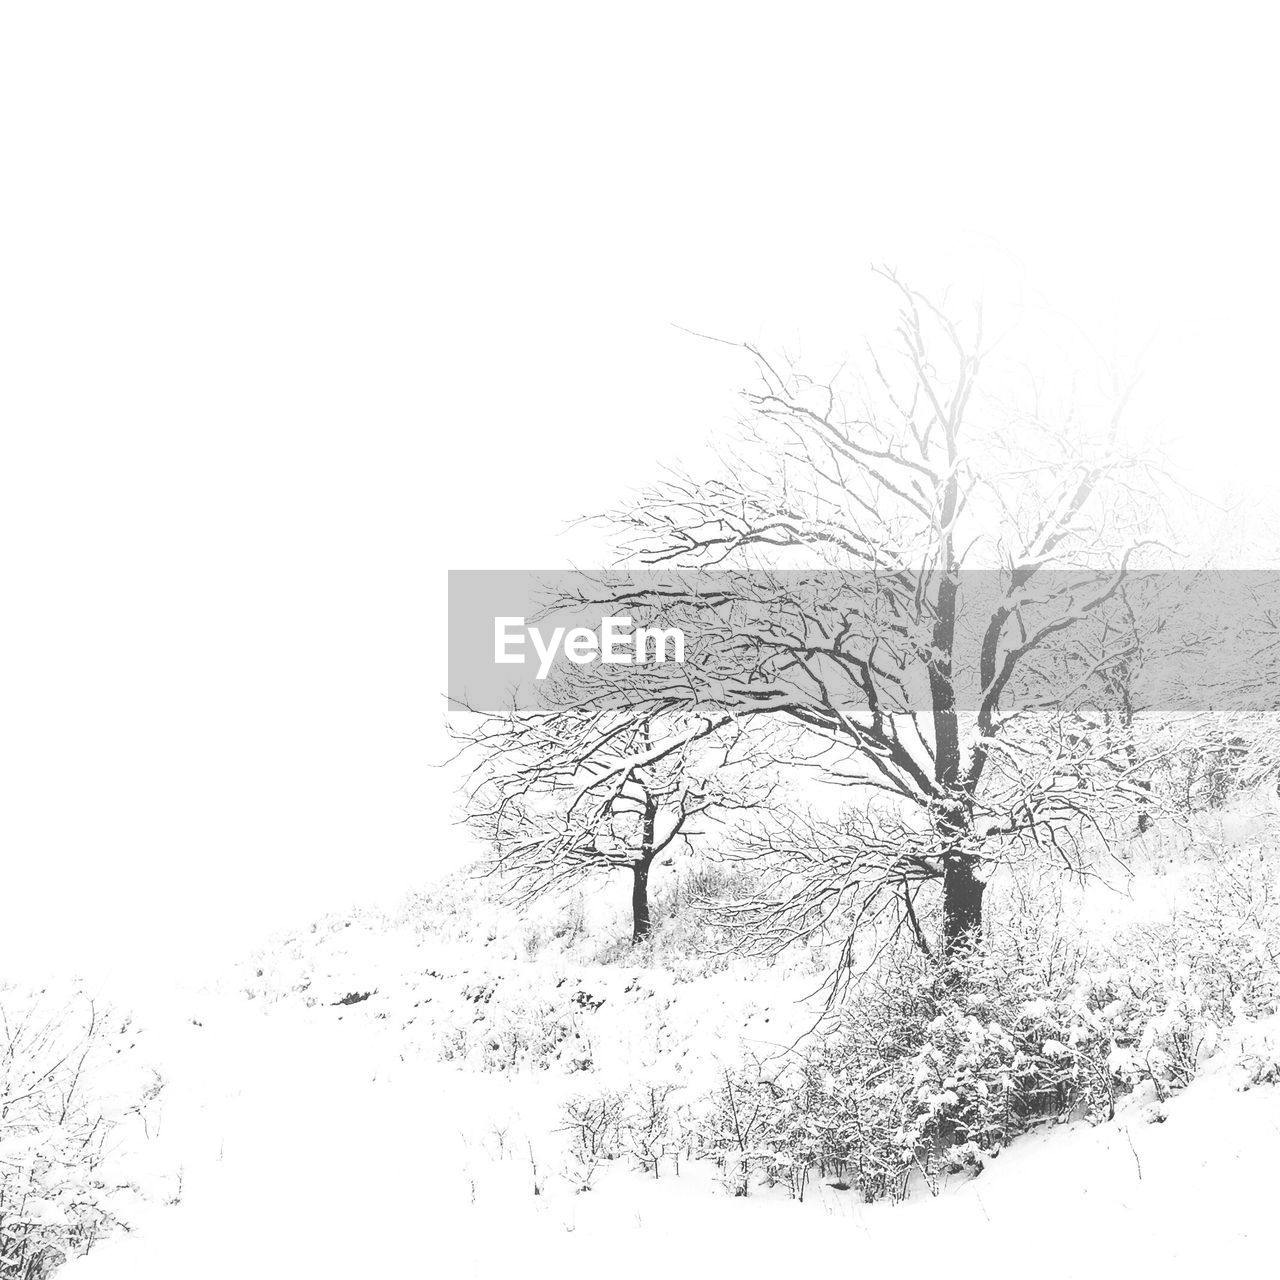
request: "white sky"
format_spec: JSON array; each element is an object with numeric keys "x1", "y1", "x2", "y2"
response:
[{"x1": 1, "y1": 3, "x2": 1277, "y2": 984}]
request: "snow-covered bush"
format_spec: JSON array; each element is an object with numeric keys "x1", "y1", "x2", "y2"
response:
[
  {"x1": 690, "y1": 848, "x2": 1280, "y2": 1204},
  {"x1": 1232, "y1": 1019, "x2": 1280, "y2": 1089},
  {"x1": 0, "y1": 990, "x2": 153, "y2": 1280},
  {"x1": 1108, "y1": 846, "x2": 1280, "y2": 1095},
  {"x1": 433, "y1": 977, "x2": 602, "y2": 1074},
  {"x1": 557, "y1": 1080, "x2": 689, "y2": 1190},
  {"x1": 476, "y1": 995, "x2": 582, "y2": 1072},
  {"x1": 693, "y1": 941, "x2": 1118, "y2": 1202},
  {"x1": 621, "y1": 1083, "x2": 682, "y2": 1178},
  {"x1": 896, "y1": 957, "x2": 1122, "y2": 1185},
  {"x1": 557, "y1": 1090, "x2": 626, "y2": 1191},
  {"x1": 694, "y1": 1066, "x2": 775, "y2": 1197},
  {"x1": 1172, "y1": 729, "x2": 1251, "y2": 812}
]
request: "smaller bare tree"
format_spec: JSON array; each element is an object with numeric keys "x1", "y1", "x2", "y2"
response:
[{"x1": 461, "y1": 707, "x2": 772, "y2": 942}]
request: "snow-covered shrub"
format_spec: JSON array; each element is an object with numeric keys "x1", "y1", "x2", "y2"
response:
[
  {"x1": 1106, "y1": 846, "x2": 1280, "y2": 1095},
  {"x1": 1133, "y1": 984, "x2": 1214, "y2": 1097},
  {"x1": 557, "y1": 1090, "x2": 626, "y2": 1191},
  {"x1": 1178, "y1": 848, "x2": 1280, "y2": 1019},
  {"x1": 434, "y1": 989, "x2": 589, "y2": 1073},
  {"x1": 690, "y1": 898, "x2": 1182, "y2": 1202},
  {"x1": 557, "y1": 1082, "x2": 688, "y2": 1188},
  {"x1": 755, "y1": 1042, "x2": 895, "y2": 1202},
  {"x1": 436, "y1": 1024, "x2": 471, "y2": 1063},
  {"x1": 477, "y1": 995, "x2": 580, "y2": 1072},
  {"x1": 0, "y1": 990, "x2": 152, "y2": 1280},
  {"x1": 896, "y1": 959, "x2": 1124, "y2": 1186},
  {"x1": 1232, "y1": 1019, "x2": 1280, "y2": 1089},
  {"x1": 687, "y1": 846, "x2": 1280, "y2": 1204},
  {"x1": 692, "y1": 1025, "x2": 919, "y2": 1203},
  {"x1": 621, "y1": 1083, "x2": 683, "y2": 1178},
  {"x1": 1176, "y1": 730, "x2": 1251, "y2": 812},
  {"x1": 694, "y1": 1065, "x2": 776, "y2": 1197}
]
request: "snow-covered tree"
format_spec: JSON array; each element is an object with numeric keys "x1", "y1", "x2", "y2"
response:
[{"x1": 461, "y1": 706, "x2": 771, "y2": 942}]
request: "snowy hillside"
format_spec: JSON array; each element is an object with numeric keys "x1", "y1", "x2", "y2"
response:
[
  {"x1": 3, "y1": 813, "x2": 1270, "y2": 1278},
  {"x1": 52, "y1": 992, "x2": 1280, "y2": 1279}
]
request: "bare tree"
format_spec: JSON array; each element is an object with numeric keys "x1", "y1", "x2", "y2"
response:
[
  {"x1": 512, "y1": 274, "x2": 1167, "y2": 963},
  {"x1": 461, "y1": 704, "x2": 771, "y2": 942},
  {"x1": 449, "y1": 275, "x2": 1172, "y2": 975}
]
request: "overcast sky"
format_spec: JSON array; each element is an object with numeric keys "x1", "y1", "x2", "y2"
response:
[{"x1": 2, "y1": 4, "x2": 1276, "y2": 985}]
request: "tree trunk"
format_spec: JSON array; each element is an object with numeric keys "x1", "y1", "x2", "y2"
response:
[
  {"x1": 1135, "y1": 778, "x2": 1152, "y2": 834},
  {"x1": 941, "y1": 854, "x2": 984, "y2": 959},
  {"x1": 1121, "y1": 716, "x2": 1152, "y2": 835},
  {"x1": 632, "y1": 790, "x2": 659, "y2": 942},
  {"x1": 632, "y1": 858, "x2": 652, "y2": 942}
]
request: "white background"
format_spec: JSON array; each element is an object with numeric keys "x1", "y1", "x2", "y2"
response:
[{"x1": 1, "y1": 3, "x2": 1276, "y2": 983}]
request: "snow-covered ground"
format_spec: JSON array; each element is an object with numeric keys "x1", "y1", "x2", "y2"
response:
[
  {"x1": 37, "y1": 835, "x2": 1280, "y2": 1279},
  {"x1": 57, "y1": 986, "x2": 1280, "y2": 1278}
]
